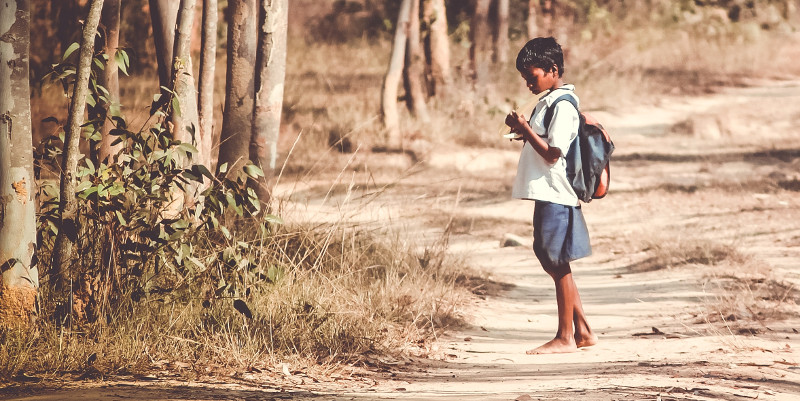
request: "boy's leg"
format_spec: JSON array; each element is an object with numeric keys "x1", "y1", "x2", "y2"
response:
[
  {"x1": 527, "y1": 264, "x2": 578, "y2": 355},
  {"x1": 570, "y1": 275, "x2": 597, "y2": 348}
]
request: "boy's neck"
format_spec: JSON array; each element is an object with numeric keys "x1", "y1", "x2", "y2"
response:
[{"x1": 546, "y1": 80, "x2": 567, "y2": 94}]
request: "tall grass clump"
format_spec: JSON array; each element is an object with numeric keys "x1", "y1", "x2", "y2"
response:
[
  {"x1": 629, "y1": 235, "x2": 748, "y2": 272},
  {"x1": 702, "y1": 257, "x2": 800, "y2": 328},
  {"x1": 1, "y1": 219, "x2": 470, "y2": 379}
]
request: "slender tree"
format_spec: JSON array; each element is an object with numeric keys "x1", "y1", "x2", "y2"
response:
[
  {"x1": 380, "y1": 0, "x2": 411, "y2": 145},
  {"x1": 470, "y1": 0, "x2": 492, "y2": 84},
  {"x1": 527, "y1": 0, "x2": 538, "y2": 39},
  {"x1": 250, "y1": 0, "x2": 288, "y2": 205},
  {"x1": 402, "y1": 0, "x2": 429, "y2": 122},
  {"x1": 197, "y1": 0, "x2": 217, "y2": 169},
  {"x1": 171, "y1": 0, "x2": 199, "y2": 148},
  {"x1": 98, "y1": 0, "x2": 121, "y2": 162},
  {"x1": 149, "y1": 0, "x2": 179, "y2": 90},
  {"x1": 51, "y1": 0, "x2": 105, "y2": 293},
  {"x1": 422, "y1": 0, "x2": 450, "y2": 96},
  {"x1": 542, "y1": 0, "x2": 554, "y2": 36},
  {"x1": 495, "y1": 0, "x2": 510, "y2": 63},
  {"x1": 0, "y1": 0, "x2": 37, "y2": 326},
  {"x1": 218, "y1": 0, "x2": 257, "y2": 175}
]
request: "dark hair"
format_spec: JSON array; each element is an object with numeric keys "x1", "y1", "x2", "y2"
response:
[{"x1": 515, "y1": 37, "x2": 564, "y2": 77}]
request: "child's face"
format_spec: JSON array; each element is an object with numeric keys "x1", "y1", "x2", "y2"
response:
[{"x1": 519, "y1": 65, "x2": 559, "y2": 95}]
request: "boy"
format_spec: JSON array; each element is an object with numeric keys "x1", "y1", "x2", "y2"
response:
[{"x1": 504, "y1": 37, "x2": 597, "y2": 355}]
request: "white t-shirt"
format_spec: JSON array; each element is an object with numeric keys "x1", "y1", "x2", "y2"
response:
[{"x1": 511, "y1": 85, "x2": 580, "y2": 206}]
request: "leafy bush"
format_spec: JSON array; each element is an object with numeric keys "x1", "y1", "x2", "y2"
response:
[{"x1": 37, "y1": 44, "x2": 279, "y2": 324}]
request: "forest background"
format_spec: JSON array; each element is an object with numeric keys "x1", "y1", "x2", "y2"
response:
[{"x1": 2, "y1": 0, "x2": 800, "y2": 386}]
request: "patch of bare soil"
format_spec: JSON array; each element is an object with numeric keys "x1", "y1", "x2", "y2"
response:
[{"x1": 4, "y1": 80, "x2": 800, "y2": 400}]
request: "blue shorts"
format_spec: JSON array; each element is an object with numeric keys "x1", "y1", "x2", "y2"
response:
[{"x1": 533, "y1": 201, "x2": 592, "y2": 268}]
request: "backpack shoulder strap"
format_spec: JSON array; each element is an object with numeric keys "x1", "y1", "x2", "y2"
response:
[{"x1": 542, "y1": 94, "x2": 579, "y2": 132}]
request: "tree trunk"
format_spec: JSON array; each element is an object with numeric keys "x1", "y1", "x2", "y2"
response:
[
  {"x1": 197, "y1": 0, "x2": 217, "y2": 169},
  {"x1": 402, "y1": 0, "x2": 428, "y2": 122},
  {"x1": 51, "y1": 0, "x2": 104, "y2": 294},
  {"x1": 526, "y1": 0, "x2": 538, "y2": 39},
  {"x1": 0, "y1": 0, "x2": 37, "y2": 327},
  {"x1": 380, "y1": 0, "x2": 411, "y2": 147},
  {"x1": 149, "y1": 0, "x2": 179, "y2": 89},
  {"x1": 542, "y1": 0, "x2": 554, "y2": 36},
  {"x1": 217, "y1": 0, "x2": 257, "y2": 176},
  {"x1": 422, "y1": 0, "x2": 450, "y2": 96},
  {"x1": 250, "y1": 0, "x2": 288, "y2": 206},
  {"x1": 171, "y1": 0, "x2": 199, "y2": 148},
  {"x1": 98, "y1": 0, "x2": 121, "y2": 162},
  {"x1": 470, "y1": 0, "x2": 491, "y2": 84},
  {"x1": 495, "y1": 0, "x2": 510, "y2": 63}
]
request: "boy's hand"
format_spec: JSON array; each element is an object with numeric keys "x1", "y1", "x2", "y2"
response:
[{"x1": 505, "y1": 110, "x2": 528, "y2": 140}]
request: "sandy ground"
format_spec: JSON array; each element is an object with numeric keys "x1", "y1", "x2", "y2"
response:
[{"x1": 4, "y1": 80, "x2": 800, "y2": 400}]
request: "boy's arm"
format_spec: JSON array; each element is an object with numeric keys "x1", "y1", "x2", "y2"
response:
[{"x1": 505, "y1": 110, "x2": 562, "y2": 164}]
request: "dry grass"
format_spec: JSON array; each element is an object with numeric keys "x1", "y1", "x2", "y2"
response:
[
  {"x1": 0, "y1": 217, "x2": 477, "y2": 380},
  {"x1": 627, "y1": 235, "x2": 748, "y2": 273},
  {"x1": 703, "y1": 260, "x2": 800, "y2": 327},
  {"x1": 627, "y1": 229, "x2": 798, "y2": 334}
]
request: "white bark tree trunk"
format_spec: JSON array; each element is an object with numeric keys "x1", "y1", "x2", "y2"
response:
[
  {"x1": 470, "y1": 0, "x2": 491, "y2": 84},
  {"x1": 172, "y1": 0, "x2": 199, "y2": 148},
  {"x1": 380, "y1": 0, "x2": 411, "y2": 146},
  {"x1": 98, "y1": 0, "x2": 121, "y2": 162},
  {"x1": 197, "y1": 0, "x2": 217, "y2": 169},
  {"x1": 542, "y1": 0, "x2": 554, "y2": 36},
  {"x1": 495, "y1": 0, "x2": 510, "y2": 63},
  {"x1": 527, "y1": 0, "x2": 538, "y2": 39},
  {"x1": 403, "y1": 0, "x2": 429, "y2": 122},
  {"x1": 250, "y1": 0, "x2": 288, "y2": 206},
  {"x1": 0, "y1": 0, "x2": 37, "y2": 327}
]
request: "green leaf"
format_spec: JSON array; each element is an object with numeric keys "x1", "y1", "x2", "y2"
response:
[
  {"x1": 62, "y1": 42, "x2": 79, "y2": 61},
  {"x1": 192, "y1": 164, "x2": 213, "y2": 179},
  {"x1": 115, "y1": 210, "x2": 127, "y2": 225},
  {"x1": 218, "y1": 163, "x2": 228, "y2": 174},
  {"x1": 75, "y1": 181, "x2": 92, "y2": 193},
  {"x1": 115, "y1": 49, "x2": 129, "y2": 76},
  {"x1": 243, "y1": 164, "x2": 264, "y2": 179},
  {"x1": 177, "y1": 142, "x2": 198, "y2": 155},
  {"x1": 263, "y1": 214, "x2": 283, "y2": 225},
  {"x1": 93, "y1": 57, "x2": 105, "y2": 71},
  {"x1": 85, "y1": 158, "x2": 96, "y2": 175},
  {"x1": 121, "y1": 48, "x2": 130, "y2": 69},
  {"x1": 171, "y1": 96, "x2": 181, "y2": 117}
]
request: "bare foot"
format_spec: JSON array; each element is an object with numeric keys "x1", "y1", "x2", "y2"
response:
[
  {"x1": 526, "y1": 338, "x2": 577, "y2": 355},
  {"x1": 575, "y1": 332, "x2": 598, "y2": 348}
]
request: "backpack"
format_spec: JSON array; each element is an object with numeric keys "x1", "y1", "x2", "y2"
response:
[{"x1": 543, "y1": 94, "x2": 614, "y2": 203}]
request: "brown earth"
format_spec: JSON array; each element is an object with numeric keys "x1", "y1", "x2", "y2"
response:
[{"x1": 3, "y1": 80, "x2": 800, "y2": 400}]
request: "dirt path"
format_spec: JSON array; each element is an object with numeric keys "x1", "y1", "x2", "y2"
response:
[{"x1": 6, "y1": 81, "x2": 800, "y2": 401}]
